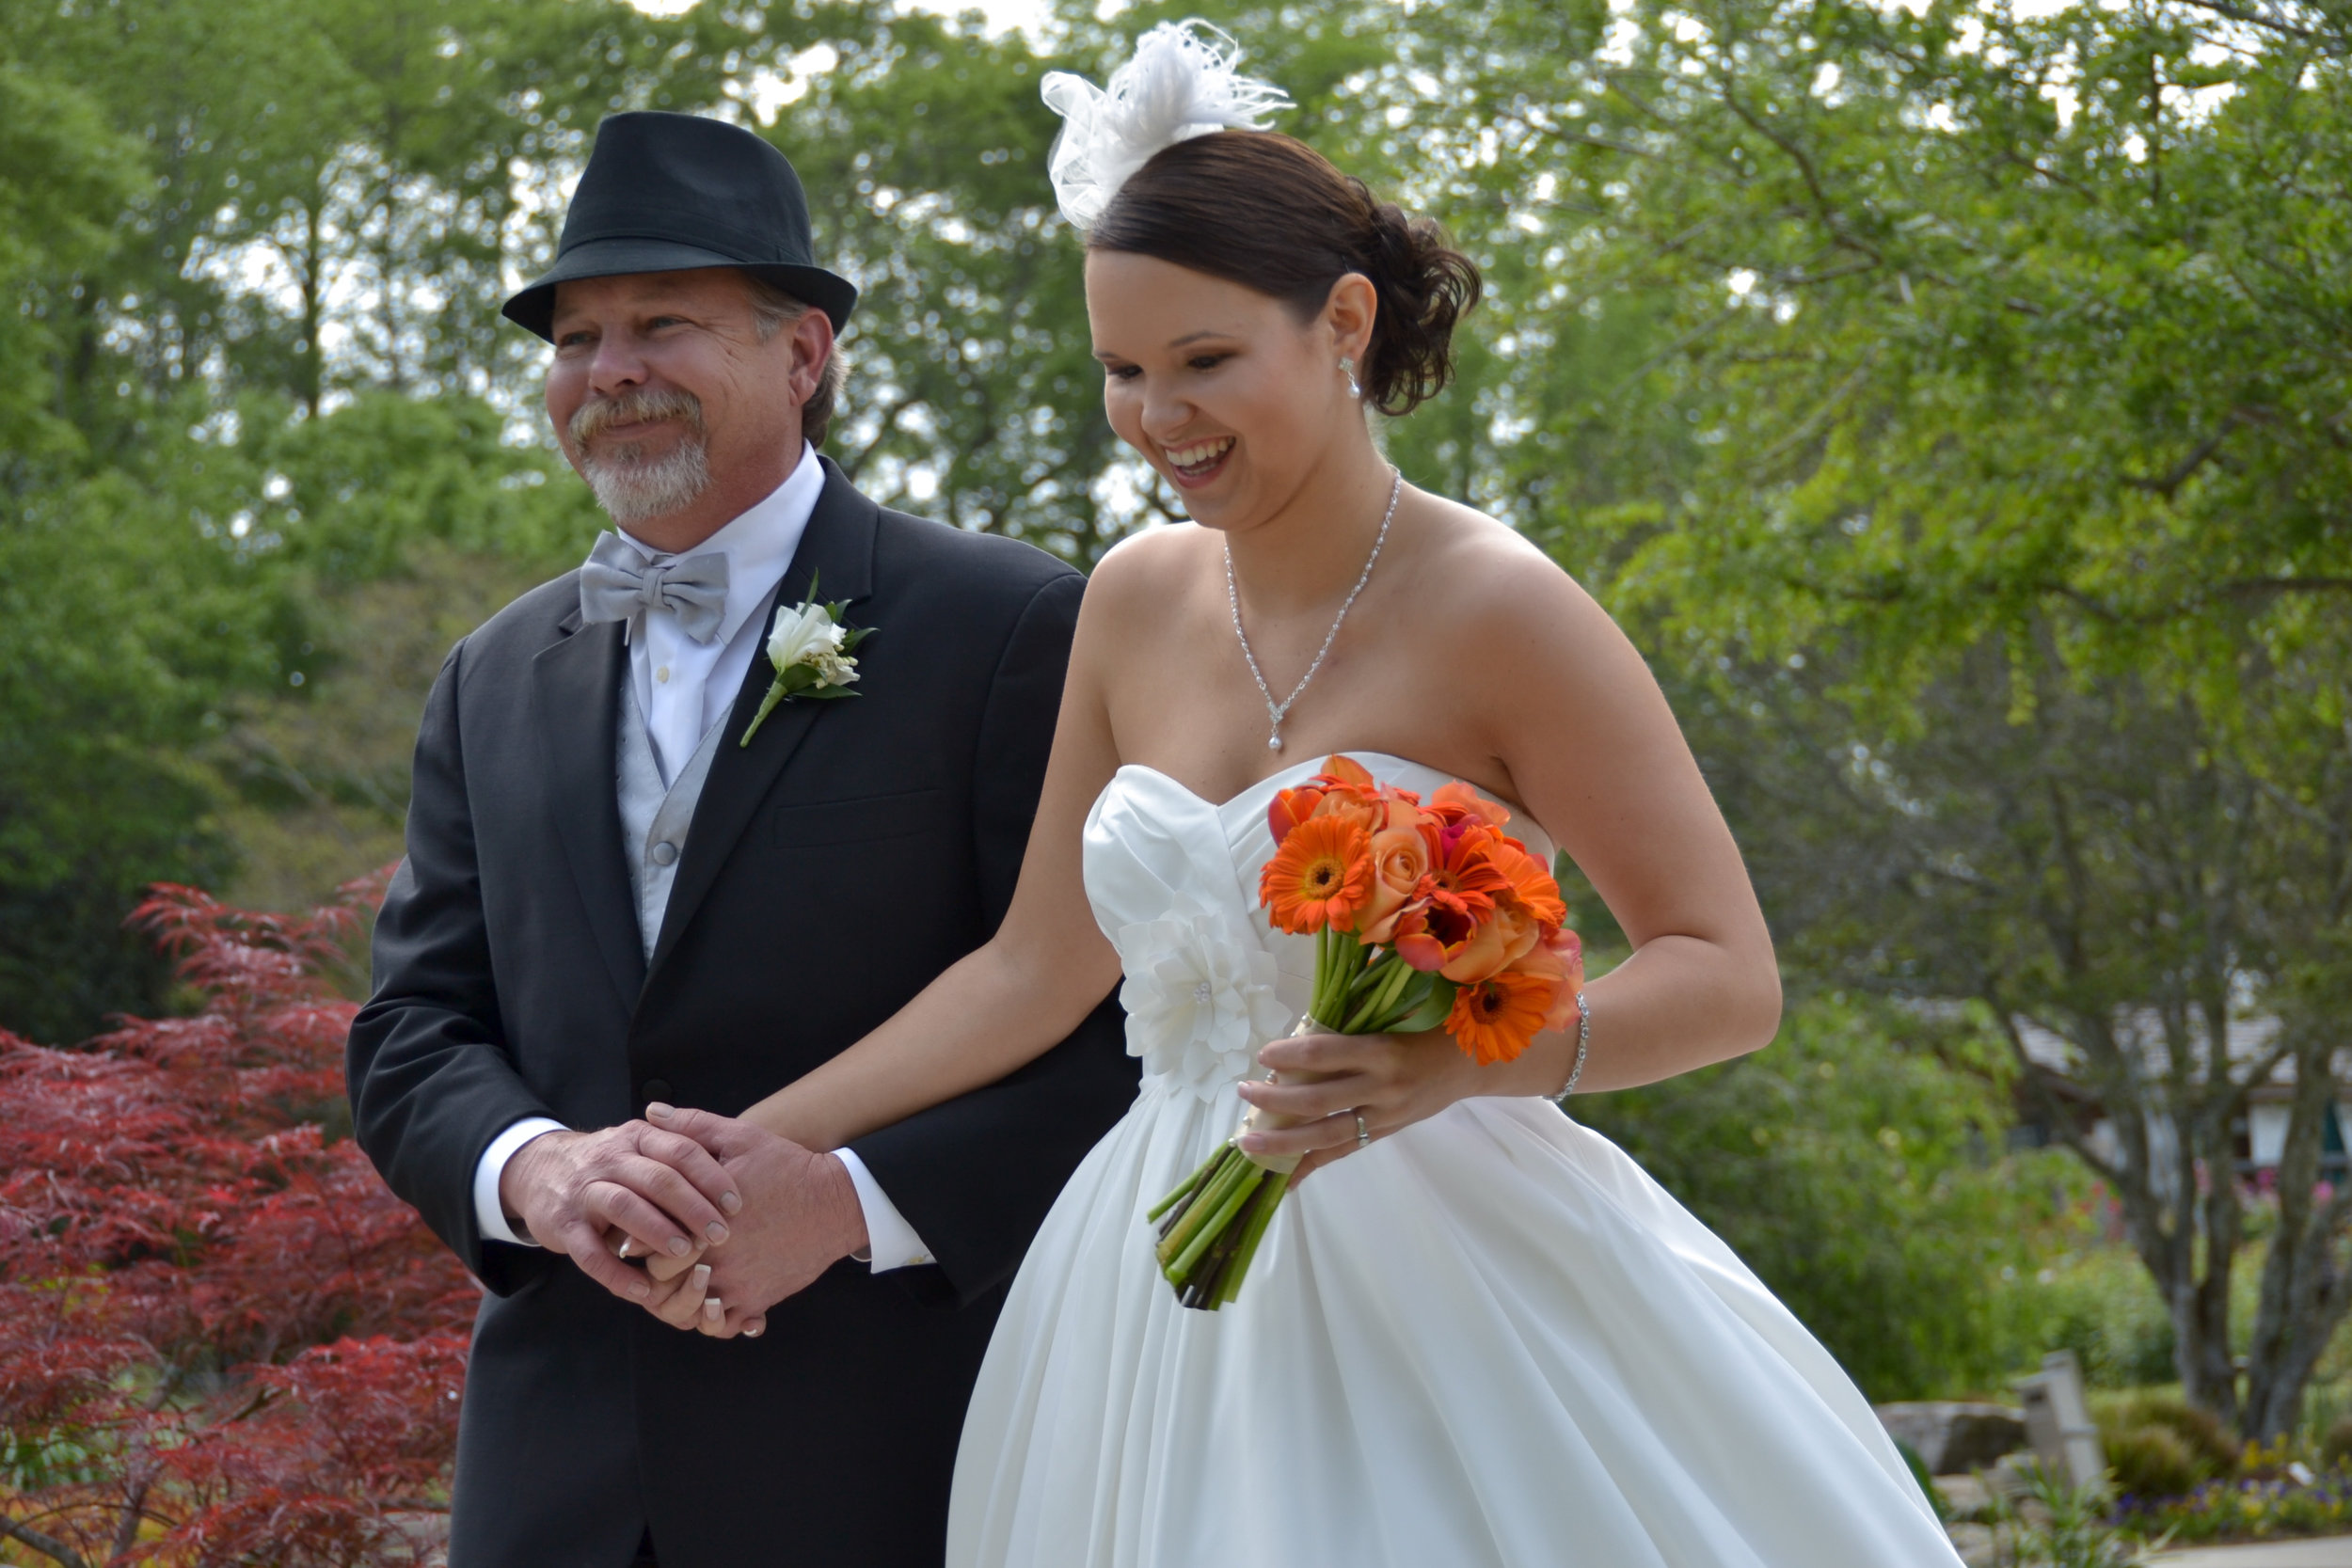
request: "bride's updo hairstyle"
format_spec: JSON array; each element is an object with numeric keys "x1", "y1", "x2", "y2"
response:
[{"x1": 1089, "y1": 131, "x2": 1482, "y2": 418}]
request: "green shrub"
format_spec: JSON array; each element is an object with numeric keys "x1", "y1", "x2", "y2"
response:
[
  {"x1": 2122, "y1": 1399, "x2": 2237, "y2": 1480},
  {"x1": 2322, "y1": 1417, "x2": 2352, "y2": 1472},
  {"x1": 2104, "y1": 1425, "x2": 2201, "y2": 1500},
  {"x1": 2039, "y1": 1250, "x2": 2178, "y2": 1387}
]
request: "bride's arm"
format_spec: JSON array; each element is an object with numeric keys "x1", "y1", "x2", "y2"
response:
[
  {"x1": 1239, "y1": 515, "x2": 1783, "y2": 1175},
  {"x1": 734, "y1": 583, "x2": 1128, "y2": 1156}
]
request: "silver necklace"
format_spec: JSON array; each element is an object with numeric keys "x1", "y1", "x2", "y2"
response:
[{"x1": 1225, "y1": 467, "x2": 1403, "y2": 752}]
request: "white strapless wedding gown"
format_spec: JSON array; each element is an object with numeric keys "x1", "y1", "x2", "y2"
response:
[{"x1": 948, "y1": 754, "x2": 1963, "y2": 1567}]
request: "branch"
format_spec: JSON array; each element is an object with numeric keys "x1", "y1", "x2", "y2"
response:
[
  {"x1": 1713, "y1": 81, "x2": 1883, "y2": 266},
  {"x1": 2173, "y1": 0, "x2": 2324, "y2": 42},
  {"x1": 0, "y1": 1516, "x2": 90, "y2": 1568},
  {"x1": 2125, "y1": 413, "x2": 2243, "y2": 499}
]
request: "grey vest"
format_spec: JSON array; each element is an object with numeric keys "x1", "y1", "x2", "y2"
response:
[{"x1": 617, "y1": 680, "x2": 727, "y2": 960}]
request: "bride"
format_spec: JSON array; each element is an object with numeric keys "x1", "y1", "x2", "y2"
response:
[{"x1": 660, "y1": 24, "x2": 1963, "y2": 1567}]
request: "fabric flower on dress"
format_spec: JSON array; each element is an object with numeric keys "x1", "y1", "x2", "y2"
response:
[{"x1": 1115, "y1": 905, "x2": 1290, "y2": 1098}]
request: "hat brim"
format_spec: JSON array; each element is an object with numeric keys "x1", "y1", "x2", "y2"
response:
[{"x1": 501, "y1": 235, "x2": 859, "y2": 340}]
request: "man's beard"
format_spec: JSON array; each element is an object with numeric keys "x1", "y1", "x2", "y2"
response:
[{"x1": 568, "y1": 388, "x2": 712, "y2": 526}]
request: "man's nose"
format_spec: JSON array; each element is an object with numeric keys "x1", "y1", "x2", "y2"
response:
[{"x1": 586, "y1": 329, "x2": 651, "y2": 397}]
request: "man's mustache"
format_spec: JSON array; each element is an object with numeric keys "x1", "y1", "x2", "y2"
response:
[{"x1": 569, "y1": 387, "x2": 707, "y2": 448}]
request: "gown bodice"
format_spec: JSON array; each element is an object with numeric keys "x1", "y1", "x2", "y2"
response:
[{"x1": 1081, "y1": 753, "x2": 1556, "y2": 1101}]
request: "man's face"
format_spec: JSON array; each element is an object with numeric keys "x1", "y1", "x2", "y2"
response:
[{"x1": 544, "y1": 269, "x2": 808, "y2": 531}]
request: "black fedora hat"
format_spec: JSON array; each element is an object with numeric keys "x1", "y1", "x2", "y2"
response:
[{"x1": 501, "y1": 111, "x2": 858, "y2": 341}]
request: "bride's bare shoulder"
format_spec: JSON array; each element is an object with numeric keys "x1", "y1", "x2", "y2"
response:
[
  {"x1": 1418, "y1": 495, "x2": 1599, "y2": 622},
  {"x1": 1079, "y1": 523, "x2": 1216, "y2": 613}
]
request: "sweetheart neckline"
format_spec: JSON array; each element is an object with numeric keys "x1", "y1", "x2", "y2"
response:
[
  {"x1": 1104, "y1": 752, "x2": 1557, "y2": 860},
  {"x1": 1113, "y1": 752, "x2": 1452, "y2": 815}
]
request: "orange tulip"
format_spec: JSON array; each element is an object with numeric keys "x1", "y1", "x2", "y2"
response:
[
  {"x1": 1430, "y1": 779, "x2": 1511, "y2": 832},
  {"x1": 1446, "y1": 969, "x2": 1556, "y2": 1066},
  {"x1": 1258, "y1": 814, "x2": 1374, "y2": 935},
  {"x1": 1267, "y1": 785, "x2": 1326, "y2": 849}
]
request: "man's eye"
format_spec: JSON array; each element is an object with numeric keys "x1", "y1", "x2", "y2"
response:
[
  {"x1": 647, "y1": 315, "x2": 687, "y2": 329},
  {"x1": 556, "y1": 332, "x2": 593, "y2": 349}
]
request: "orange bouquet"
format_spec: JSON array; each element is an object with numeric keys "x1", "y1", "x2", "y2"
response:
[{"x1": 1149, "y1": 756, "x2": 1583, "y2": 1308}]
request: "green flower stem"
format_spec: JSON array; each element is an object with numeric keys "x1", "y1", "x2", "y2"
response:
[
  {"x1": 1166, "y1": 1158, "x2": 1263, "y2": 1283},
  {"x1": 738, "y1": 678, "x2": 789, "y2": 748}
]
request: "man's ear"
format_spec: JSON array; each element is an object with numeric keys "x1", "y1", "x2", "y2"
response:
[{"x1": 788, "y1": 309, "x2": 836, "y2": 409}]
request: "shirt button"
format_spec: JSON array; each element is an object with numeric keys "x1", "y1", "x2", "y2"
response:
[
  {"x1": 650, "y1": 841, "x2": 678, "y2": 866},
  {"x1": 655, "y1": 665, "x2": 671, "y2": 684}
]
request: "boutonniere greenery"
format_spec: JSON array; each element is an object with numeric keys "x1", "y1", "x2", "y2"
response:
[{"x1": 739, "y1": 574, "x2": 871, "y2": 747}]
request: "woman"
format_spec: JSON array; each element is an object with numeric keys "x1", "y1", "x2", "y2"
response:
[{"x1": 662, "y1": 25, "x2": 1963, "y2": 1566}]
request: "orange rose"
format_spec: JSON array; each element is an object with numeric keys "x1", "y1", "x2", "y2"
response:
[
  {"x1": 1358, "y1": 826, "x2": 1435, "y2": 944},
  {"x1": 1258, "y1": 814, "x2": 1374, "y2": 935}
]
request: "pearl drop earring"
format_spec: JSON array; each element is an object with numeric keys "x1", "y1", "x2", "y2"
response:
[{"x1": 1339, "y1": 356, "x2": 1361, "y2": 400}]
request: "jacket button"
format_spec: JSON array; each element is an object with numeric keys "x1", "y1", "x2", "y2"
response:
[{"x1": 641, "y1": 1079, "x2": 674, "y2": 1108}]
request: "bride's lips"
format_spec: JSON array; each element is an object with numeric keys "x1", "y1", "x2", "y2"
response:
[{"x1": 1162, "y1": 436, "x2": 1234, "y2": 490}]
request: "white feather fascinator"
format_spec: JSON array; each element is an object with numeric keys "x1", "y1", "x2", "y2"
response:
[{"x1": 1040, "y1": 22, "x2": 1293, "y2": 230}]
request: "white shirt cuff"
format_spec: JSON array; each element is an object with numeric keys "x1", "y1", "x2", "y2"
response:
[
  {"x1": 831, "y1": 1147, "x2": 935, "y2": 1272},
  {"x1": 473, "y1": 1117, "x2": 568, "y2": 1246}
]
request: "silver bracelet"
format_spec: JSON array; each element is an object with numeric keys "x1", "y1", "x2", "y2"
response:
[{"x1": 1554, "y1": 990, "x2": 1590, "y2": 1103}]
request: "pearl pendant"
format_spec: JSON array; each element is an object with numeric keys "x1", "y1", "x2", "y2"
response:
[{"x1": 1267, "y1": 733, "x2": 1283, "y2": 752}]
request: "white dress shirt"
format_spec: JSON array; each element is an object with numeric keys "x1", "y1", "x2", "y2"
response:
[{"x1": 469, "y1": 443, "x2": 933, "y2": 1272}]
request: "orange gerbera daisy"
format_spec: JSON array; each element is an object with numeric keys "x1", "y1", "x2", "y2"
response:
[
  {"x1": 1258, "y1": 814, "x2": 1374, "y2": 935},
  {"x1": 1446, "y1": 969, "x2": 1557, "y2": 1066},
  {"x1": 1486, "y1": 837, "x2": 1567, "y2": 931}
]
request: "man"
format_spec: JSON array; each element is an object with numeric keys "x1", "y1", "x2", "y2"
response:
[{"x1": 346, "y1": 111, "x2": 1135, "y2": 1567}]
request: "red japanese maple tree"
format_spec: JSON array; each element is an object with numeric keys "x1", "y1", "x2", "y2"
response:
[{"x1": 0, "y1": 876, "x2": 477, "y2": 1566}]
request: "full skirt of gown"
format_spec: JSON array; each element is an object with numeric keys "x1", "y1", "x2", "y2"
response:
[{"x1": 946, "y1": 755, "x2": 1963, "y2": 1568}]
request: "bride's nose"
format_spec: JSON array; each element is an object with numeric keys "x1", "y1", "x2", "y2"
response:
[{"x1": 1138, "y1": 382, "x2": 1197, "y2": 444}]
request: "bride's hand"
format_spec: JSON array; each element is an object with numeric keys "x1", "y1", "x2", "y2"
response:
[{"x1": 1232, "y1": 1030, "x2": 1486, "y2": 1184}]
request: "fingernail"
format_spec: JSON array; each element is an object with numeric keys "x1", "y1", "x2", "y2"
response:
[
  {"x1": 705, "y1": 1297, "x2": 724, "y2": 1320},
  {"x1": 693, "y1": 1263, "x2": 711, "y2": 1285},
  {"x1": 630, "y1": 1282, "x2": 650, "y2": 1300},
  {"x1": 1235, "y1": 1134, "x2": 1263, "y2": 1154},
  {"x1": 744, "y1": 1322, "x2": 763, "y2": 1338},
  {"x1": 721, "y1": 1191, "x2": 741, "y2": 1214},
  {"x1": 648, "y1": 1102, "x2": 675, "y2": 1118},
  {"x1": 667, "y1": 1236, "x2": 691, "y2": 1258},
  {"x1": 705, "y1": 1221, "x2": 730, "y2": 1243}
]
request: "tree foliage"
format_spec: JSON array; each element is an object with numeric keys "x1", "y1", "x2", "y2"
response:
[{"x1": 0, "y1": 876, "x2": 473, "y2": 1566}]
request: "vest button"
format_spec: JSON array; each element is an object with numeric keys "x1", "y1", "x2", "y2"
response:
[
  {"x1": 641, "y1": 1079, "x2": 674, "y2": 1108},
  {"x1": 650, "y1": 840, "x2": 678, "y2": 866}
]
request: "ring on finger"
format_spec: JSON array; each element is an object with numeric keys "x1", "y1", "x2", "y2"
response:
[{"x1": 1354, "y1": 1109, "x2": 1370, "y2": 1148}]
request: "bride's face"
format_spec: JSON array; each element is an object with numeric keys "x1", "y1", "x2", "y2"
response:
[{"x1": 1086, "y1": 250, "x2": 1370, "y2": 530}]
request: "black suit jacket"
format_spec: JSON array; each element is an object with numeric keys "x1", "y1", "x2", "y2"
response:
[{"x1": 347, "y1": 460, "x2": 1136, "y2": 1568}]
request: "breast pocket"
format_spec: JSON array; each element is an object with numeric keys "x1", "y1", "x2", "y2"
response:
[{"x1": 767, "y1": 785, "x2": 951, "y2": 849}]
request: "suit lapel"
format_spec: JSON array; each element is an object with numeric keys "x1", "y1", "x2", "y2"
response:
[
  {"x1": 530, "y1": 610, "x2": 647, "y2": 1014},
  {"x1": 645, "y1": 460, "x2": 881, "y2": 981}
]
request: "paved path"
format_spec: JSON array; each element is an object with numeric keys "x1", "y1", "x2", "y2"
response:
[{"x1": 2155, "y1": 1541, "x2": 2352, "y2": 1566}]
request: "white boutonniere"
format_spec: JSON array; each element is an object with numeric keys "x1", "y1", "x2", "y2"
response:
[{"x1": 739, "y1": 574, "x2": 872, "y2": 747}]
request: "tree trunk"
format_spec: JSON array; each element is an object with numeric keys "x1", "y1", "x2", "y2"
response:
[{"x1": 2243, "y1": 1039, "x2": 2352, "y2": 1439}]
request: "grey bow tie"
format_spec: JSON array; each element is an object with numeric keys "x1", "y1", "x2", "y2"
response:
[{"x1": 579, "y1": 532, "x2": 730, "y2": 644}]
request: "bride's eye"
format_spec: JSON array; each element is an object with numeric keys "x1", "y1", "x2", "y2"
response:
[
  {"x1": 1105, "y1": 364, "x2": 1141, "y2": 381},
  {"x1": 1186, "y1": 353, "x2": 1228, "y2": 372}
]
